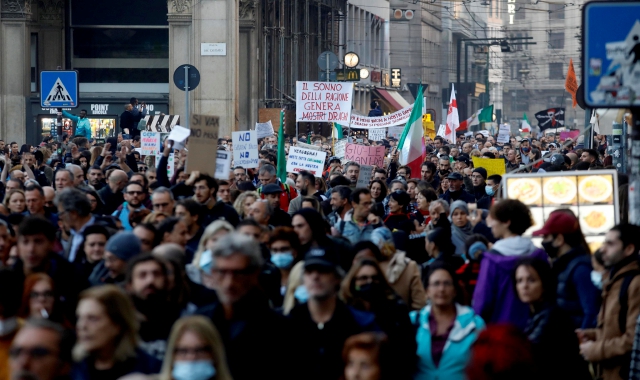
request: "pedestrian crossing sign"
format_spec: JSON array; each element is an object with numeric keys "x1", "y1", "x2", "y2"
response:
[{"x1": 40, "y1": 70, "x2": 79, "y2": 108}]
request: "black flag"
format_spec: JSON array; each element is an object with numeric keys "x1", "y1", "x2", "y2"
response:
[{"x1": 535, "y1": 108, "x2": 565, "y2": 131}]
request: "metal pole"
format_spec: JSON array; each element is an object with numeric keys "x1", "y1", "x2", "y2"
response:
[
  {"x1": 629, "y1": 108, "x2": 640, "y2": 225},
  {"x1": 184, "y1": 66, "x2": 190, "y2": 129}
]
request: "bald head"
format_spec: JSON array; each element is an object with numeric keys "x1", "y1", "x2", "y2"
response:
[
  {"x1": 566, "y1": 152, "x2": 578, "y2": 166},
  {"x1": 66, "y1": 164, "x2": 84, "y2": 187},
  {"x1": 43, "y1": 186, "x2": 55, "y2": 207},
  {"x1": 108, "y1": 169, "x2": 129, "y2": 192},
  {"x1": 152, "y1": 243, "x2": 186, "y2": 267}
]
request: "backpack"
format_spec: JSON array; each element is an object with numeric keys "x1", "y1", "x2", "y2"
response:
[
  {"x1": 137, "y1": 118, "x2": 147, "y2": 131},
  {"x1": 618, "y1": 269, "x2": 640, "y2": 334}
]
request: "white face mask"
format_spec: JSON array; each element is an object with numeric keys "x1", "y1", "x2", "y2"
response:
[
  {"x1": 590, "y1": 270, "x2": 603, "y2": 290},
  {"x1": 0, "y1": 317, "x2": 18, "y2": 337}
]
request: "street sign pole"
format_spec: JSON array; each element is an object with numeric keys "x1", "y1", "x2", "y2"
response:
[{"x1": 184, "y1": 66, "x2": 190, "y2": 130}]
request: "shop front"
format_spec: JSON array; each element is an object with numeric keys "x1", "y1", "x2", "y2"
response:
[{"x1": 27, "y1": 95, "x2": 169, "y2": 145}]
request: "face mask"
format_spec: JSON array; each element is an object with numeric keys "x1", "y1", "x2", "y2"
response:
[
  {"x1": 355, "y1": 283, "x2": 380, "y2": 300},
  {"x1": 172, "y1": 360, "x2": 216, "y2": 380},
  {"x1": 522, "y1": 147, "x2": 530, "y2": 153},
  {"x1": 541, "y1": 240, "x2": 559, "y2": 259},
  {"x1": 485, "y1": 185, "x2": 495, "y2": 196},
  {"x1": 0, "y1": 317, "x2": 18, "y2": 337},
  {"x1": 591, "y1": 270, "x2": 603, "y2": 290},
  {"x1": 294, "y1": 284, "x2": 309, "y2": 303},
  {"x1": 270, "y1": 252, "x2": 294, "y2": 269}
]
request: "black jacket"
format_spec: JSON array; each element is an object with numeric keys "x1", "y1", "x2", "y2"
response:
[
  {"x1": 119, "y1": 110, "x2": 143, "y2": 136},
  {"x1": 270, "y1": 207, "x2": 292, "y2": 227},
  {"x1": 439, "y1": 189, "x2": 476, "y2": 204},
  {"x1": 97, "y1": 185, "x2": 124, "y2": 215},
  {"x1": 525, "y1": 303, "x2": 592, "y2": 380},
  {"x1": 196, "y1": 290, "x2": 291, "y2": 380},
  {"x1": 288, "y1": 300, "x2": 379, "y2": 380}
]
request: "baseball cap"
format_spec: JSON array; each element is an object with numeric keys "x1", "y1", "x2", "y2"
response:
[
  {"x1": 329, "y1": 156, "x2": 341, "y2": 163},
  {"x1": 447, "y1": 172, "x2": 464, "y2": 181},
  {"x1": 549, "y1": 153, "x2": 565, "y2": 167},
  {"x1": 532, "y1": 211, "x2": 579, "y2": 236},
  {"x1": 457, "y1": 155, "x2": 471, "y2": 166},
  {"x1": 262, "y1": 183, "x2": 283, "y2": 195},
  {"x1": 304, "y1": 248, "x2": 340, "y2": 271}
]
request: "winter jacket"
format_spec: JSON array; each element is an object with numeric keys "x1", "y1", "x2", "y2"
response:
[
  {"x1": 289, "y1": 300, "x2": 379, "y2": 380},
  {"x1": 62, "y1": 110, "x2": 91, "y2": 139},
  {"x1": 70, "y1": 348, "x2": 161, "y2": 379},
  {"x1": 553, "y1": 247, "x2": 601, "y2": 329},
  {"x1": 197, "y1": 290, "x2": 292, "y2": 380},
  {"x1": 581, "y1": 257, "x2": 640, "y2": 380},
  {"x1": 379, "y1": 251, "x2": 426, "y2": 311},
  {"x1": 410, "y1": 303, "x2": 485, "y2": 380},
  {"x1": 472, "y1": 238, "x2": 548, "y2": 330},
  {"x1": 524, "y1": 303, "x2": 592, "y2": 380},
  {"x1": 258, "y1": 181, "x2": 297, "y2": 213},
  {"x1": 439, "y1": 189, "x2": 476, "y2": 205},
  {"x1": 336, "y1": 209, "x2": 383, "y2": 245}
]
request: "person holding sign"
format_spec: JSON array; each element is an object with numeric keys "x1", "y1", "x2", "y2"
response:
[{"x1": 288, "y1": 171, "x2": 323, "y2": 216}]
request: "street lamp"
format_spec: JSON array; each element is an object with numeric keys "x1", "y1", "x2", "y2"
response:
[{"x1": 344, "y1": 52, "x2": 360, "y2": 68}]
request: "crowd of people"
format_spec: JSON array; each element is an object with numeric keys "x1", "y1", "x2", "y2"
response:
[{"x1": 0, "y1": 124, "x2": 637, "y2": 380}]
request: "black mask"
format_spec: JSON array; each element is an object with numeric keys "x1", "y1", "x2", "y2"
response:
[
  {"x1": 355, "y1": 282, "x2": 380, "y2": 300},
  {"x1": 439, "y1": 169, "x2": 450, "y2": 176},
  {"x1": 541, "y1": 240, "x2": 559, "y2": 258}
]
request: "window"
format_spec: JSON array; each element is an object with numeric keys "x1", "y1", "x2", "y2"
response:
[
  {"x1": 549, "y1": 32, "x2": 564, "y2": 49},
  {"x1": 549, "y1": 63, "x2": 564, "y2": 80},
  {"x1": 549, "y1": 3, "x2": 565, "y2": 20}
]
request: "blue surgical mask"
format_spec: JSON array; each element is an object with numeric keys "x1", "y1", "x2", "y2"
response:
[
  {"x1": 294, "y1": 284, "x2": 309, "y2": 303},
  {"x1": 591, "y1": 270, "x2": 603, "y2": 290},
  {"x1": 270, "y1": 252, "x2": 294, "y2": 269},
  {"x1": 172, "y1": 360, "x2": 216, "y2": 380},
  {"x1": 485, "y1": 185, "x2": 495, "y2": 196}
]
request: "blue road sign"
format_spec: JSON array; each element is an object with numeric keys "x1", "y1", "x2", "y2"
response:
[
  {"x1": 583, "y1": 2, "x2": 640, "y2": 108},
  {"x1": 40, "y1": 71, "x2": 79, "y2": 108}
]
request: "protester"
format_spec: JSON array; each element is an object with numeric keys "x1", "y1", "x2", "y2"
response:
[
  {"x1": 342, "y1": 333, "x2": 392, "y2": 380},
  {"x1": 72, "y1": 285, "x2": 161, "y2": 378},
  {"x1": 159, "y1": 315, "x2": 232, "y2": 380},
  {"x1": 411, "y1": 262, "x2": 485, "y2": 380},
  {"x1": 514, "y1": 257, "x2": 591, "y2": 380}
]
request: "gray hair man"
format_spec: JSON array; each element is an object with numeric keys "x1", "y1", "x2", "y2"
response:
[
  {"x1": 344, "y1": 162, "x2": 360, "y2": 186},
  {"x1": 66, "y1": 164, "x2": 85, "y2": 187},
  {"x1": 151, "y1": 186, "x2": 175, "y2": 214},
  {"x1": 248, "y1": 199, "x2": 273, "y2": 228},
  {"x1": 196, "y1": 232, "x2": 288, "y2": 379}
]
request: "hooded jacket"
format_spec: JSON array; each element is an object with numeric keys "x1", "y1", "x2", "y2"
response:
[
  {"x1": 410, "y1": 304, "x2": 485, "y2": 380},
  {"x1": 472, "y1": 237, "x2": 548, "y2": 329}
]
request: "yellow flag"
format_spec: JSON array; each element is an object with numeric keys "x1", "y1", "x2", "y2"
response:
[{"x1": 472, "y1": 156, "x2": 506, "y2": 177}]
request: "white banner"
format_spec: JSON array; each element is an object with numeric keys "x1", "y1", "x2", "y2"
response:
[
  {"x1": 436, "y1": 125, "x2": 446, "y2": 137},
  {"x1": 232, "y1": 130, "x2": 259, "y2": 168},
  {"x1": 296, "y1": 81, "x2": 353, "y2": 123},
  {"x1": 286, "y1": 146, "x2": 327, "y2": 177},
  {"x1": 497, "y1": 124, "x2": 510, "y2": 143},
  {"x1": 368, "y1": 128, "x2": 386, "y2": 141},
  {"x1": 346, "y1": 104, "x2": 414, "y2": 129}
]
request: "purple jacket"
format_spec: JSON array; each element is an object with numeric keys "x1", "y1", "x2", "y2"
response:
[{"x1": 472, "y1": 247, "x2": 549, "y2": 330}]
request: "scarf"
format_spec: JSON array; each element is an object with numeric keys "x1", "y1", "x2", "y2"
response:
[{"x1": 449, "y1": 200, "x2": 473, "y2": 256}]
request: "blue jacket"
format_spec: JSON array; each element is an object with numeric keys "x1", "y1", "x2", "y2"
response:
[
  {"x1": 410, "y1": 304, "x2": 485, "y2": 380},
  {"x1": 336, "y1": 209, "x2": 383, "y2": 245},
  {"x1": 62, "y1": 110, "x2": 91, "y2": 138}
]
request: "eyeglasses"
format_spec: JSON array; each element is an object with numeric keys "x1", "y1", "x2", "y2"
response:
[
  {"x1": 126, "y1": 191, "x2": 144, "y2": 196},
  {"x1": 355, "y1": 275, "x2": 381, "y2": 283},
  {"x1": 429, "y1": 280, "x2": 454, "y2": 288},
  {"x1": 210, "y1": 268, "x2": 256, "y2": 278},
  {"x1": 9, "y1": 347, "x2": 54, "y2": 359},
  {"x1": 153, "y1": 202, "x2": 170, "y2": 209},
  {"x1": 30, "y1": 291, "x2": 54, "y2": 299}
]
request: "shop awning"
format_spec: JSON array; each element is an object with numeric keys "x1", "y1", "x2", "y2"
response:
[{"x1": 372, "y1": 88, "x2": 411, "y2": 111}]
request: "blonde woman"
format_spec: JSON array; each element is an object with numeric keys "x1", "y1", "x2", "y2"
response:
[
  {"x1": 4, "y1": 189, "x2": 26, "y2": 214},
  {"x1": 72, "y1": 285, "x2": 161, "y2": 378},
  {"x1": 186, "y1": 220, "x2": 235, "y2": 288},
  {"x1": 159, "y1": 316, "x2": 232, "y2": 380},
  {"x1": 233, "y1": 191, "x2": 259, "y2": 219}
]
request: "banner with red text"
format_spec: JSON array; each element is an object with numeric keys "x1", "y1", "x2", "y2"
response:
[
  {"x1": 345, "y1": 104, "x2": 415, "y2": 129},
  {"x1": 296, "y1": 81, "x2": 353, "y2": 123}
]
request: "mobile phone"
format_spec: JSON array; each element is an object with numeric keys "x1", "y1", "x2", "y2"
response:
[
  {"x1": 57, "y1": 148, "x2": 62, "y2": 155},
  {"x1": 107, "y1": 137, "x2": 118, "y2": 154},
  {"x1": 357, "y1": 139, "x2": 363, "y2": 143}
]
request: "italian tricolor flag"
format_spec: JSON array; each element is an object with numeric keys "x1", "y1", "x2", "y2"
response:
[
  {"x1": 398, "y1": 86, "x2": 424, "y2": 179},
  {"x1": 459, "y1": 105, "x2": 493, "y2": 131},
  {"x1": 521, "y1": 113, "x2": 531, "y2": 132}
]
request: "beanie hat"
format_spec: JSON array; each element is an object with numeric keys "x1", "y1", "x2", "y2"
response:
[
  {"x1": 105, "y1": 232, "x2": 141, "y2": 262},
  {"x1": 472, "y1": 167, "x2": 488, "y2": 179}
]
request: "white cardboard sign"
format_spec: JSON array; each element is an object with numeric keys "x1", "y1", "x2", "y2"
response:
[
  {"x1": 296, "y1": 81, "x2": 353, "y2": 123},
  {"x1": 286, "y1": 146, "x2": 327, "y2": 177},
  {"x1": 255, "y1": 120, "x2": 275, "y2": 139},
  {"x1": 232, "y1": 130, "x2": 259, "y2": 168},
  {"x1": 140, "y1": 131, "x2": 160, "y2": 155},
  {"x1": 368, "y1": 128, "x2": 386, "y2": 141},
  {"x1": 214, "y1": 150, "x2": 231, "y2": 179}
]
